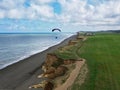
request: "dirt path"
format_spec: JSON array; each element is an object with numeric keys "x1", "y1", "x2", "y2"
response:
[{"x1": 55, "y1": 59, "x2": 85, "y2": 90}]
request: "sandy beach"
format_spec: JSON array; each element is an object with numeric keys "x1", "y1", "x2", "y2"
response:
[{"x1": 0, "y1": 35, "x2": 76, "y2": 90}]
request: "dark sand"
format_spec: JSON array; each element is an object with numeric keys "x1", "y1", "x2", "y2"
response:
[{"x1": 0, "y1": 35, "x2": 76, "y2": 90}]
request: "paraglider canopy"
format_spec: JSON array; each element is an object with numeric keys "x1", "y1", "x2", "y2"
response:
[
  {"x1": 52, "y1": 28, "x2": 61, "y2": 39},
  {"x1": 52, "y1": 28, "x2": 61, "y2": 32}
]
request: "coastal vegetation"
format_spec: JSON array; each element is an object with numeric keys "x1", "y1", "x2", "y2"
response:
[
  {"x1": 71, "y1": 33, "x2": 120, "y2": 90},
  {"x1": 29, "y1": 34, "x2": 86, "y2": 90},
  {"x1": 29, "y1": 33, "x2": 120, "y2": 90}
]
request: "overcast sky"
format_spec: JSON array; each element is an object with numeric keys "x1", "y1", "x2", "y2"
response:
[{"x1": 0, "y1": 0, "x2": 120, "y2": 32}]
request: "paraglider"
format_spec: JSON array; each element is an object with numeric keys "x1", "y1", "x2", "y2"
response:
[
  {"x1": 52, "y1": 28, "x2": 61, "y2": 39},
  {"x1": 52, "y1": 28, "x2": 61, "y2": 32}
]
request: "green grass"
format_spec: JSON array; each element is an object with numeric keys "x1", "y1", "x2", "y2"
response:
[
  {"x1": 54, "y1": 41, "x2": 83, "y2": 59},
  {"x1": 54, "y1": 33, "x2": 120, "y2": 90},
  {"x1": 71, "y1": 34, "x2": 120, "y2": 90}
]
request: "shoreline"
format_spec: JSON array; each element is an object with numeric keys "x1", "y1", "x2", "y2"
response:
[
  {"x1": 0, "y1": 35, "x2": 76, "y2": 90},
  {"x1": 0, "y1": 34, "x2": 74, "y2": 70}
]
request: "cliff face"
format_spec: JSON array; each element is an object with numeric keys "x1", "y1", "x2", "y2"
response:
[
  {"x1": 44, "y1": 53, "x2": 64, "y2": 69},
  {"x1": 44, "y1": 81, "x2": 54, "y2": 90},
  {"x1": 29, "y1": 34, "x2": 86, "y2": 90},
  {"x1": 55, "y1": 66, "x2": 68, "y2": 76},
  {"x1": 44, "y1": 66, "x2": 68, "y2": 79},
  {"x1": 68, "y1": 40, "x2": 78, "y2": 45},
  {"x1": 42, "y1": 53, "x2": 67, "y2": 79},
  {"x1": 44, "y1": 54, "x2": 76, "y2": 68},
  {"x1": 63, "y1": 59, "x2": 75, "y2": 65},
  {"x1": 76, "y1": 36, "x2": 84, "y2": 40},
  {"x1": 41, "y1": 48, "x2": 80, "y2": 89},
  {"x1": 45, "y1": 53, "x2": 58, "y2": 67}
]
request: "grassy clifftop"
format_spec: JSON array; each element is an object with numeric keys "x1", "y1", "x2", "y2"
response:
[
  {"x1": 71, "y1": 33, "x2": 120, "y2": 90},
  {"x1": 28, "y1": 33, "x2": 120, "y2": 90}
]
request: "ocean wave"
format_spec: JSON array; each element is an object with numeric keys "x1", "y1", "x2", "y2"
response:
[{"x1": 0, "y1": 33, "x2": 74, "y2": 70}]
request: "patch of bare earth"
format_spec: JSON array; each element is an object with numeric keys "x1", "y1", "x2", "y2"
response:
[
  {"x1": 58, "y1": 45, "x2": 73, "y2": 53},
  {"x1": 68, "y1": 63, "x2": 88, "y2": 90},
  {"x1": 54, "y1": 59, "x2": 85, "y2": 90},
  {"x1": 53, "y1": 63, "x2": 76, "y2": 88}
]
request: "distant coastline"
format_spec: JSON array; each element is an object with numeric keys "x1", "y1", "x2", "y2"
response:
[{"x1": 0, "y1": 32, "x2": 75, "y2": 34}]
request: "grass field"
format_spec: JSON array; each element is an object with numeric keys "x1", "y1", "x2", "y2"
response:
[
  {"x1": 71, "y1": 33, "x2": 120, "y2": 90},
  {"x1": 55, "y1": 33, "x2": 120, "y2": 90}
]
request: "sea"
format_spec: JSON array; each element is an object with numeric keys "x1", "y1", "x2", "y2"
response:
[{"x1": 0, "y1": 32, "x2": 74, "y2": 70}]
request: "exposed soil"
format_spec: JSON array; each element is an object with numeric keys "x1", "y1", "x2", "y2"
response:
[
  {"x1": 68, "y1": 63, "x2": 88, "y2": 90},
  {"x1": 54, "y1": 59, "x2": 85, "y2": 90}
]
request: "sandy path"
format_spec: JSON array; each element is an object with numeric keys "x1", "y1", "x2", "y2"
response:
[{"x1": 55, "y1": 59, "x2": 85, "y2": 90}]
